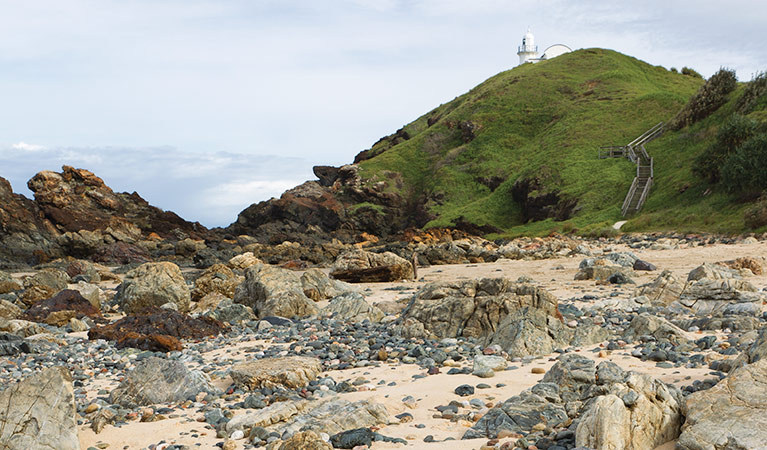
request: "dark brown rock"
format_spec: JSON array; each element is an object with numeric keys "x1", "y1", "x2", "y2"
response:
[
  {"x1": 0, "y1": 176, "x2": 61, "y2": 266},
  {"x1": 88, "y1": 307, "x2": 227, "y2": 351},
  {"x1": 22, "y1": 289, "x2": 102, "y2": 325},
  {"x1": 330, "y1": 265, "x2": 411, "y2": 283}
]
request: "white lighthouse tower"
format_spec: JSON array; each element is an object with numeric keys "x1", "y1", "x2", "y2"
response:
[{"x1": 517, "y1": 28, "x2": 538, "y2": 65}]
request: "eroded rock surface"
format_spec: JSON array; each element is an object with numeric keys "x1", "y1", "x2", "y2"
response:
[
  {"x1": 109, "y1": 356, "x2": 220, "y2": 407},
  {"x1": 233, "y1": 264, "x2": 318, "y2": 318},
  {"x1": 677, "y1": 358, "x2": 767, "y2": 450},
  {"x1": 231, "y1": 356, "x2": 323, "y2": 390},
  {"x1": 0, "y1": 366, "x2": 78, "y2": 450},
  {"x1": 115, "y1": 262, "x2": 191, "y2": 313}
]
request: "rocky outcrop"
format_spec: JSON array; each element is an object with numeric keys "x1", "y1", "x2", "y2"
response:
[
  {"x1": 0, "y1": 366, "x2": 78, "y2": 450},
  {"x1": 28, "y1": 165, "x2": 207, "y2": 240},
  {"x1": 465, "y1": 354, "x2": 684, "y2": 450},
  {"x1": 0, "y1": 176, "x2": 61, "y2": 266},
  {"x1": 233, "y1": 264, "x2": 319, "y2": 318},
  {"x1": 115, "y1": 262, "x2": 191, "y2": 313},
  {"x1": 320, "y1": 293, "x2": 384, "y2": 323},
  {"x1": 400, "y1": 278, "x2": 559, "y2": 339},
  {"x1": 230, "y1": 356, "x2": 322, "y2": 390},
  {"x1": 329, "y1": 249, "x2": 414, "y2": 282},
  {"x1": 109, "y1": 356, "x2": 220, "y2": 407},
  {"x1": 677, "y1": 358, "x2": 767, "y2": 450}
]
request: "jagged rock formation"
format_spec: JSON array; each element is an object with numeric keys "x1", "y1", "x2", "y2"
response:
[
  {"x1": 0, "y1": 176, "x2": 62, "y2": 266},
  {"x1": 28, "y1": 165, "x2": 206, "y2": 239},
  {"x1": 229, "y1": 164, "x2": 427, "y2": 245},
  {"x1": 1, "y1": 166, "x2": 214, "y2": 266}
]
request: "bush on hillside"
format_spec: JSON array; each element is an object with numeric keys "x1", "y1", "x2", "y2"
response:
[
  {"x1": 681, "y1": 67, "x2": 703, "y2": 78},
  {"x1": 720, "y1": 133, "x2": 767, "y2": 196},
  {"x1": 736, "y1": 71, "x2": 767, "y2": 114},
  {"x1": 745, "y1": 194, "x2": 767, "y2": 229},
  {"x1": 693, "y1": 114, "x2": 760, "y2": 182},
  {"x1": 669, "y1": 68, "x2": 738, "y2": 130}
]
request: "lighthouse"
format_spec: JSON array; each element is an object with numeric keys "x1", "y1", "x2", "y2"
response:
[
  {"x1": 516, "y1": 29, "x2": 572, "y2": 66},
  {"x1": 517, "y1": 29, "x2": 538, "y2": 65}
]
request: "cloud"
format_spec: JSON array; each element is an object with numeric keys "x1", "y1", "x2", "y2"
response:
[{"x1": 10, "y1": 142, "x2": 46, "y2": 152}]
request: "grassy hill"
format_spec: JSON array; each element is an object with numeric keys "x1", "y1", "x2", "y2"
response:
[{"x1": 351, "y1": 48, "x2": 765, "y2": 237}]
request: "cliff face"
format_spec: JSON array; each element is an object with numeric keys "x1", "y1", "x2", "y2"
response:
[
  {"x1": 229, "y1": 164, "x2": 428, "y2": 245},
  {"x1": 0, "y1": 176, "x2": 62, "y2": 266}
]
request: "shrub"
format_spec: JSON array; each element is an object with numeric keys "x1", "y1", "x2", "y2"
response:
[
  {"x1": 744, "y1": 194, "x2": 767, "y2": 229},
  {"x1": 693, "y1": 114, "x2": 759, "y2": 182},
  {"x1": 669, "y1": 68, "x2": 738, "y2": 130},
  {"x1": 681, "y1": 67, "x2": 703, "y2": 78},
  {"x1": 736, "y1": 71, "x2": 767, "y2": 114},
  {"x1": 721, "y1": 133, "x2": 767, "y2": 196},
  {"x1": 670, "y1": 67, "x2": 678, "y2": 73}
]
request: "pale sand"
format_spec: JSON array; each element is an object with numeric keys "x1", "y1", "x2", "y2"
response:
[{"x1": 78, "y1": 239, "x2": 767, "y2": 449}]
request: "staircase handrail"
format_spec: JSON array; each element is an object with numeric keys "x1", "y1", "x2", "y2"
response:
[
  {"x1": 621, "y1": 178, "x2": 639, "y2": 216},
  {"x1": 627, "y1": 122, "x2": 664, "y2": 148}
]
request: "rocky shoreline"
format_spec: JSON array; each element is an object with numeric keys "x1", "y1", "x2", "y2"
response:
[{"x1": 1, "y1": 234, "x2": 767, "y2": 449}]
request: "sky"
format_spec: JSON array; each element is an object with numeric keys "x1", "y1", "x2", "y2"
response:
[{"x1": 1, "y1": 0, "x2": 765, "y2": 227}]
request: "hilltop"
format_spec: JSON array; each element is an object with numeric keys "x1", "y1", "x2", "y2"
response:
[{"x1": 233, "y1": 48, "x2": 767, "y2": 243}]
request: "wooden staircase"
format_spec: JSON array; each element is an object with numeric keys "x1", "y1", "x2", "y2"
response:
[{"x1": 599, "y1": 122, "x2": 664, "y2": 216}]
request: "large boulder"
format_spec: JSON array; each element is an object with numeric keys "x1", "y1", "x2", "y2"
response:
[
  {"x1": 109, "y1": 356, "x2": 220, "y2": 407},
  {"x1": 677, "y1": 358, "x2": 767, "y2": 450},
  {"x1": 676, "y1": 278, "x2": 764, "y2": 315},
  {"x1": 0, "y1": 366, "x2": 78, "y2": 450},
  {"x1": 575, "y1": 258, "x2": 634, "y2": 282},
  {"x1": 115, "y1": 262, "x2": 191, "y2": 313},
  {"x1": 400, "y1": 278, "x2": 559, "y2": 339},
  {"x1": 266, "y1": 431, "x2": 332, "y2": 450},
  {"x1": 464, "y1": 354, "x2": 684, "y2": 447},
  {"x1": 623, "y1": 313, "x2": 689, "y2": 344},
  {"x1": 575, "y1": 371, "x2": 684, "y2": 449},
  {"x1": 633, "y1": 270, "x2": 685, "y2": 306},
  {"x1": 300, "y1": 268, "x2": 356, "y2": 301},
  {"x1": 22, "y1": 289, "x2": 101, "y2": 326},
  {"x1": 488, "y1": 307, "x2": 607, "y2": 358},
  {"x1": 88, "y1": 308, "x2": 226, "y2": 352},
  {"x1": 320, "y1": 293, "x2": 384, "y2": 323},
  {"x1": 230, "y1": 356, "x2": 322, "y2": 390},
  {"x1": 233, "y1": 264, "x2": 318, "y2": 318},
  {"x1": 716, "y1": 257, "x2": 765, "y2": 275},
  {"x1": 191, "y1": 263, "x2": 242, "y2": 302},
  {"x1": 19, "y1": 268, "x2": 70, "y2": 305},
  {"x1": 330, "y1": 249, "x2": 414, "y2": 282},
  {"x1": 0, "y1": 299, "x2": 22, "y2": 320},
  {"x1": 687, "y1": 262, "x2": 741, "y2": 281}
]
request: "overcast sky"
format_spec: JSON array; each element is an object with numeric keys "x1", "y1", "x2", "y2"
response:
[{"x1": 1, "y1": 0, "x2": 765, "y2": 227}]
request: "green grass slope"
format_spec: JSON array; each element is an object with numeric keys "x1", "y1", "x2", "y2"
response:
[
  {"x1": 624, "y1": 79, "x2": 767, "y2": 234},
  {"x1": 356, "y1": 48, "x2": 705, "y2": 236}
]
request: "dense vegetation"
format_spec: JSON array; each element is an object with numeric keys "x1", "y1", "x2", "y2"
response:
[{"x1": 349, "y1": 49, "x2": 767, "y2": 236}]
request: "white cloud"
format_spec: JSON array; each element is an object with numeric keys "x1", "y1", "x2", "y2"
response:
[{"x1": 10, "y1": 142, "x2": 45, "y2": 152}]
